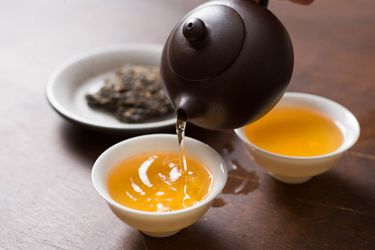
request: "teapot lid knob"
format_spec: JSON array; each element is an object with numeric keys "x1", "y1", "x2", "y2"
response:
[{"x1": 182, "y1": 18, "x2": 207, "y2": 44}]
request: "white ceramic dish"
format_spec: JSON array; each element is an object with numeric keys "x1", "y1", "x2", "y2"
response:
[
  {"x1": 46, "y1": 44, "x2": 175, "y2": 134},
  {"x1": 91, "y1": 134, "x2": 228, "y2": 237},
  {"x1": 235, "y1": 92, "x2": 360, "y2": 184}
]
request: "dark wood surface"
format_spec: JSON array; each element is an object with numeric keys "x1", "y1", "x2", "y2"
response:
[{"x1": 1, "y1": 0, "x2": 374, "y2": 249}]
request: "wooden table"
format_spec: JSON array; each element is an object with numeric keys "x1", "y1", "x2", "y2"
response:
[{"x1": 1, "y1": 0, "x2": 374, "y2": 249}]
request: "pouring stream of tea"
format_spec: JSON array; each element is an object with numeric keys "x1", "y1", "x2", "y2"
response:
[
  {"x1": 176, "y1": 111, "x2": 188, "y2": 171},
  {"x1": 176, "y1": 110, "x2": 191, "y2": 206}
]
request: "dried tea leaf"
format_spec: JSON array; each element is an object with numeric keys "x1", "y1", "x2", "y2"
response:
[{"x1": 86, "y1": 65, "x2": 174, "y2": 123}]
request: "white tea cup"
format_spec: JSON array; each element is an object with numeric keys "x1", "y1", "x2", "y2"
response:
[
  {"x1": 235, "y1": 92, "x2": 360, "y2": 184},
  {"x1": 92, "y1": 134, "x2": 227, "y2": 237}
]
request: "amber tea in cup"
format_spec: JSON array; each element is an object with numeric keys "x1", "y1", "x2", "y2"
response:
[
  {"x1": 107, "y1": 152, "x2": 213, "y2": 212},
  {"x1": 244, "y1": 107, "x2": 343, "y2": 157}
]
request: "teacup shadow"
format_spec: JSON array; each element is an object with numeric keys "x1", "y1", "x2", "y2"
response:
[
  {"x1": 127, "y1": 221, "x2": 240, "y2": 250},
  {"x1": 58, "y1": 122, "x2": 130, "y2": 166},
  {"x1": 268, "y1": 166, "x2": 375, "y2": 213}
]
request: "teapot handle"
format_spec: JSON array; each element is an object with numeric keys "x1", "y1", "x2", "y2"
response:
[{"x1": 259, "y1": 0, "x2": 269, "y2": 7}]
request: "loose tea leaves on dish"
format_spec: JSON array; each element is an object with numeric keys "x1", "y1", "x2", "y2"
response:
[{"x1": 86, "y1": 65, "x2": 174, "y2": 123}]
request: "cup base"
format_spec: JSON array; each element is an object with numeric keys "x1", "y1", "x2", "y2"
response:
[
  {"x1": 268, "y1": 172, "x2": 312, "y2": 184},
  {"x1": 141, "y1": 230, "x2": 180, "y2": 238}
]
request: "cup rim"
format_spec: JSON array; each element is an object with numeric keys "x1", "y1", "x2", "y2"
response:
[
  {"x1": 234, "y1": 92, "x2": 361, "y2": 160},
  {"x1": 91, "y1": 134, "x2": 228, "y2": 216}
]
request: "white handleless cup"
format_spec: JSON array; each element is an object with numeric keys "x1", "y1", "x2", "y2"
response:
[
  {"x1": 92, "y1": 134, "x2": 228, "y2": 237},
  {"x1": 235, "y1": 92, "x2": 360, "y2": 184}
]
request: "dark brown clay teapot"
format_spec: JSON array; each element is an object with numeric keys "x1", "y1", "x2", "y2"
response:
[{"x1": 160, "y1": 0, "x2": 294, "y2": 130}]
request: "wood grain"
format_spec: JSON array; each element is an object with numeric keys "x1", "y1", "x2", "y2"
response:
[{"x1": 0, "y1": 0, "x2": 374, "y2": 249}]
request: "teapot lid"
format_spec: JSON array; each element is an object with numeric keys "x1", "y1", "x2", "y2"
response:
[{"x1": 167, "y1": 4, "x2": 245, "y2": 81}]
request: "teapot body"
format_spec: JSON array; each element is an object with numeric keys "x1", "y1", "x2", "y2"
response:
[{"x1": 161, "y1": 0, "x2": 294, "y2": 129}]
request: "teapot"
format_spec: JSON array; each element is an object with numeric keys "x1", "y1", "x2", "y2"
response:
[{"x1": 160, "y1": 0, "x2": 294, "y2": 129}]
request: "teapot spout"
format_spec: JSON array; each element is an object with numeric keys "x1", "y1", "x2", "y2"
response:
[
  {"x1": 175, "y1": 95, "x2": 227, "y2": 130},
  {"x1": 175, "y1": 95, "x2": 203, "y2": 122}
]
